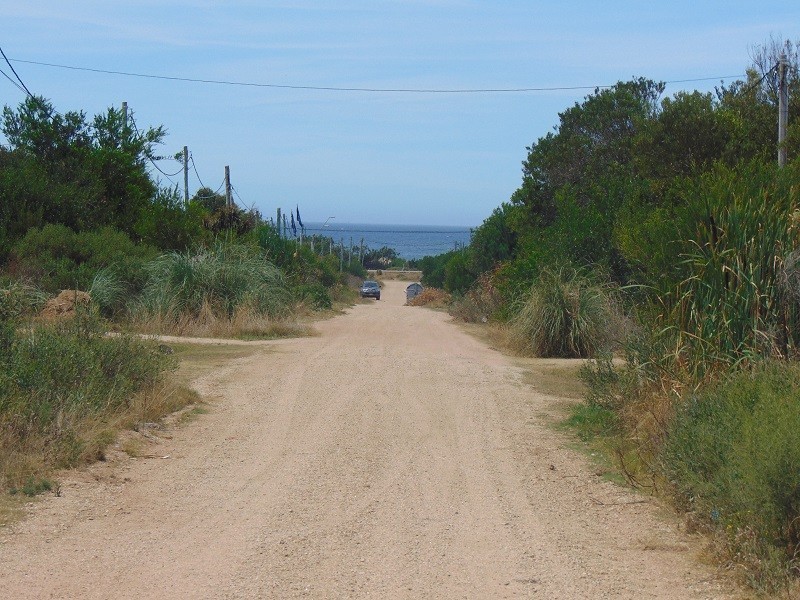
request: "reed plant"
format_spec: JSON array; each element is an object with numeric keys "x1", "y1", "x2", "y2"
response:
[
  {"x1": 669, "y1": 163, "x2": 800, "y2": 376},
  {"x1": 89, "y1": 268, "x2": 127, "y2": 316}
]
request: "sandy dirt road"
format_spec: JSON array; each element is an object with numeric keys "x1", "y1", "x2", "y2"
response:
[{"x1": 0, "y1": 280, "x2": 735, "y2": 599}]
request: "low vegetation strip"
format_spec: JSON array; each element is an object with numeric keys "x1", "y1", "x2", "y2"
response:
[{"x1": 0, "y1": 311, "x2": 184, "y2": 494}]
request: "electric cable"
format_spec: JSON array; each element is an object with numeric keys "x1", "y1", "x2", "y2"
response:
[
  {"x1": 189, "y1": 154, "x2": 217, "y2": 193},
  {"x1": 128, "y1": 113, "x2": 184, "y2": 177},
  {"x1": 231, "y1": 184, "x2": 246, "y2": 208},
  {"x1": 739, "y1": 62, "x2": 779, "y2": 97},
  {"x1": 8, "y1": 56, "x2": 744, "y2": 95},
  {"x1": 0, "y1": 66, "x2": 27, "y2": 95},
  {"x1": 0, "y1": 46, "x2": 33, "y2": 97}
]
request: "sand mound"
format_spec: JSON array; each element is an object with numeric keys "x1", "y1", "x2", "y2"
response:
[{"x1": 40, "y1": 290, "x2": 92, "y2": 319}]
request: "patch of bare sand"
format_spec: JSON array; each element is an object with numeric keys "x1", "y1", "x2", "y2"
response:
[{"x1": 0, "y1": 281, "x2": 740, "y2": 598}]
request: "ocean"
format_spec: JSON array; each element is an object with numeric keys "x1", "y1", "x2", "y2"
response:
[{"x1": 301, "y1": 223, "x2": 473, "y2": 261}]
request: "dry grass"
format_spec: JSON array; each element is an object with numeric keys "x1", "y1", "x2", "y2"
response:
[
  {"x1": 0, "y1": 379, "x2": 198, "y2": 506},
  {"x1": 167, "y1": 343, "x2": 261, "y2": 384},
  {"x1": 408, "y1": 288, "x2": 451, "y2": 308},
  {"x1": 128, "y1": 303, "x2": 314, "y2": 340}
]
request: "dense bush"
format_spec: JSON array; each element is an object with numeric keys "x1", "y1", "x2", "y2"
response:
[
  {"x1": 663, "y1": 363, "x2": 800, "y2": 589},
  {"x1": 294, "y1": 282, "x2": 332, "y2": 310},
  {"x1": 10, "y1": 224, "x2": 156, "y2": 294}
]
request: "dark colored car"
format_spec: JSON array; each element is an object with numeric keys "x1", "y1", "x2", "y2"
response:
[{"x1": 359, "y1": 280, "x2": 381, "y2": 300}]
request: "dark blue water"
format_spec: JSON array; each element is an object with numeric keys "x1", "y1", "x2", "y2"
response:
[{"x1": 301, "y1": 223, "x2": 473, "y2": 260}]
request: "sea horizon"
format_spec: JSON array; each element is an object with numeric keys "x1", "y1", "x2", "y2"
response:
[{"x1": 293, "y1": 222, "x2": 474, "y2": 260}]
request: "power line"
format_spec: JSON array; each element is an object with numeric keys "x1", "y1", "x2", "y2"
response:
[
  {"x1": 0, "y1": 47, "x2": 33, "y2": 97},
  {"x1": 231, "y1": 184, "x2": 246, "y2": 207},
  {"x1": 127, "y1": 112, "x2": 184, "y2": 178},
  {"x1": 0, "y1": 66, "x2": 27, "y2": 95},
  {"x1": 190, "y1": 154, "x2": 210, "y2": 190},
  {"x1": 189, "y1": 155, "x2": 227, "y2": 197},
  {"x1": 9, "y1": 56, "x2": 744, "y2": 94},
  {"x1": 739, "y1": 62, "x2": 780, "y2": 97}
]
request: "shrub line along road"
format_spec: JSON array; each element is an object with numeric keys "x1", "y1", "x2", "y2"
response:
[{"x1": 0, "y1": 281, "x2": 734, "y2": 598}]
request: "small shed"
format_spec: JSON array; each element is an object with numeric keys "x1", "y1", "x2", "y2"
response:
[{"x1": 406, "y1": 283, "x2": 424, "y2": 301}]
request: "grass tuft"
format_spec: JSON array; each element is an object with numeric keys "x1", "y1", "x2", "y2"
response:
[
  {"x1": 510, "y1": 266, "x2": 620, "y2": 358},
  {"x1": 129, "y1": 241, "x2": 298, "y2": 337}
]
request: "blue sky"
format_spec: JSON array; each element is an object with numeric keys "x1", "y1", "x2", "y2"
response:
[{"x1": 1, "y1": 1, "x2": 799, "y2": 226}]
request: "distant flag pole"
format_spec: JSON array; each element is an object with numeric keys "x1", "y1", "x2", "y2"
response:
[{"x1": 296, "y1": 206, "x2": 305, "y2": 244}]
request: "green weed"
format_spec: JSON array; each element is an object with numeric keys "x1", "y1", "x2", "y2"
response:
[{"x1": 9, "y1": 477, "x2": 52, "y2": 497}]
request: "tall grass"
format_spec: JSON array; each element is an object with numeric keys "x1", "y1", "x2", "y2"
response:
[
  {"x1": 132, "y1": 241, "x2": 294, "y2": 335},
  {"x1": 574, "y1": 163, "x2": 800, "y2": 590},
  {"x1": 510, "y1": 265, "x2": 619, "y2": 358},
  {"x1": 89, "y1": 268, "x2": 127, "y2": 316},
  {"x1": 0, "y1": 279, "x2": 47, "y2": 321}
]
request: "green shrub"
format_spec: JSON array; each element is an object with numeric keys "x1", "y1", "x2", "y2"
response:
[
  {"x1": 510, "y1": 265, "x2": 619, "y2": 358},
  {"x1": 294, "y1": 283, "x2": 332, "y2": 310},
  {"x1": 11, "y1": 224, "x2": 156, "y2": 293},
  {"x1": 449, "y1": 269, "x2": 504, "y2": 323},
  {"x1": 579, "y1": 352, "x2": 622, "y2": 409},
  {"x1": 663, "y1": 362, "x2": 800, "y2": 588}
]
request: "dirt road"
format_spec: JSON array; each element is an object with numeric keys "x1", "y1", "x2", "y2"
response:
[{"x1": 0, "y1": 281, "x2": 734, "y2": 599}]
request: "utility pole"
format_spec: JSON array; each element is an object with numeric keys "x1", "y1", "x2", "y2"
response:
[
  {"x1": 276, "y1": 208, "x2": 282, "y2": 238},
  {"x1": 779, "y1": 54, "x2": 789, "y2": 168},
  {"x1": 224, "y1": 166, "x2": 232, "y2": 207},
  {"x1": 339, "y1": 238, "x2": 344, "y2": 272},
  {"x1": 359, "y1": 238, "x2": 364, "y2": 265},
  {"x1": 183, "y1": 146, "x2": 189, "y2": 206}
]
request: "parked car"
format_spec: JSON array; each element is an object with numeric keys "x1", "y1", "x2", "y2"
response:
[{"x1": 359, "y1": 280, "x2": 381, "y2": 300}]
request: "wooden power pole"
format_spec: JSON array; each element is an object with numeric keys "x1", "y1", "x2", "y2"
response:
[
  {"x1": 779, "y1": 54, "x2": 789, "y2": 168},
  {"x1": 183, "y1": 146, "x2": 189, "y2": 206}
]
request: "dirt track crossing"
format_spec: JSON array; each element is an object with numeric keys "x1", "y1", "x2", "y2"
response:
[{"x1": 0, "y1": 280, "x2": 735, "y2": 598}]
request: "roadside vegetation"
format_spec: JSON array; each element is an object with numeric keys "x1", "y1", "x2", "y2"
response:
[
  {"x1": 0, "y1": 93, "x2": 373, "y2": 496},
  {"x1": 415, "y1": 37, "x2": 800, "y2": 591}
]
